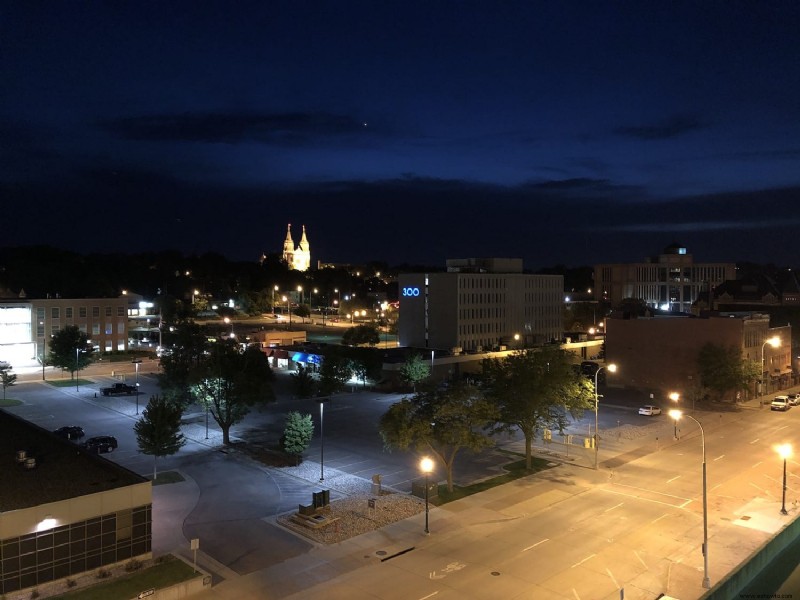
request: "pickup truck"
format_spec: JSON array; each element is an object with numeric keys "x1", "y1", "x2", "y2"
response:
[{"x1": 101, "y1": 383, "x2": 137, "y2": 396}]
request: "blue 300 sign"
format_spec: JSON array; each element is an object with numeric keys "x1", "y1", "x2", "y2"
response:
[{"x1": 402, "y1": 287, "x2": 420, "y2": 297}]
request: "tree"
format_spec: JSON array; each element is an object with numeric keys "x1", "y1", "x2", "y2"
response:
[
  {"x1": 294, "y1": 304, "x2": 311, "y2": 323},
  {"x1": 342, "y1": 324, "x2": 381, "y2": 346},
  {"x1": 398, "y1": 353, "x2": 430, "y2": 391},
  {"x1": 283, "y1": 411, "x2": 314, "y2": 465},
  {"x1": 134, "y1": 395, "x2": 186, "y2": 479},
  {"x1": 159, "y1": 320, "x2": 212, "y2": 405},
  {"x1": 696, "y1": 343, "x2": 759, "y2": 402},
  {"x1": 379, "y1": 382, "x2": 498, "y2": 492},
  {"x1": 481, "y1": 347, "x2": 595, "y2": 470},
  {"x1": 292, "y1": 364, "x2": 317, "y2": 398},
  {"x1": 47, "y1": 325, "x2": 93, "y2": 378},
  {"x1": 344, "y1": 346, "x2": 383, "y2": 388},
  {"x1": 0, "y1": 366, "x2": 17, "y2": 400},
  {"x1": 317, "y1": 347, "x2": 353, "y2": 395},
  {"x1": 190, "y1": 342, "x2": 275, "y2": 444}
]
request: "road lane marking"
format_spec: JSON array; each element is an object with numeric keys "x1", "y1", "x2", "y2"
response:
[
  {"x1": 522, "y1": 538, "x2": 549, "y2": 552},
  {"x1": 714, "y1": 455, "x2": 725, "y2": 461},
  {"x1": 775, "y1": 425, "x2": 789, "y2": 431},
  {"x1": 572, "y1": 554, "x2": 596, "y2": 568},
  {"x1": 750, "y1": 482, "x2": 767, "y2": 493},
  {"x1": 752, "y1": 461, "x2": 762, "y2": 469},
  {"x1": 711, "y1": 483, "x2": 724, "y2": 491},
  {"x1": 750, "y1": 438, "x2": 760, "y2": 444},
  {"x1": 601, "y1": 488, "x2": 686, "y2": 508},
  {"x1": 419, "y1": 593, "x2": 439, "y2": 600},
  {"x1": 634, "y1": 550, "x2": 649, "y2": 569},
  {"x1": 606, "y1": 567, "x2": 620, "y2": 588},
  {"x1": 651, "y1": 513, "x2": 668, "y2": 524},
  {"x1": 610, "y1": 482, "x2": 690, "y2": 500},
  {"x1": 667, "y1": 475, "x2": 681, "y2": 483},
  {"x1": 604, "y1": 502, "x2": 624, "y2": 513},
  {"x1": 572, "y1": 589, "x2": 581, "y2": 600}
]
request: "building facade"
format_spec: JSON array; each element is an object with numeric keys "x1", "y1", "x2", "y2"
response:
[
  {"x1": 398, "y1": 259, "x2": 563, "y2": 353},
  {"x1": 281, "y1": 224, "x2": 311, "y2": 272},
  {"x1": 605, "y1": 311, "x2": 792, "y2": 399},
  {"x1": 594, "y1": 244, "x2": 736, "y2": 313},
  {"x1": 0, "y1": 296, "x2": 129, "y2": 368}
]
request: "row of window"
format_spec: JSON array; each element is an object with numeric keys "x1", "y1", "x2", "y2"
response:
[
  {"x1": 0, "y1": 506, "x2": 151, "y2": 595},
  {"x1": 37, "y1": 321, "x2": 126, "y2": 338},
  {"x1": 37, "y1": 306, "x2": 126, "y2": 320}
]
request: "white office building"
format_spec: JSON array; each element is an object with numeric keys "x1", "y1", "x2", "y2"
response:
[{"x1": 398, "y1": 258, "x2": 563, "y2": 353}]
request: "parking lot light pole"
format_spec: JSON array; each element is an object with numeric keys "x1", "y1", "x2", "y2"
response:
[
  {"x1": 594, "y1": 363, "x2": 617, "y2": 470},
  {"x1": 670, "y1": 409, "x2": 711, "y2": 589},
  {"x1": 132, "y1": 359, "x2": 142, "y2": 414},
  {"x1": 317, "y1": 398, "x2": 329, "y2": 482}
]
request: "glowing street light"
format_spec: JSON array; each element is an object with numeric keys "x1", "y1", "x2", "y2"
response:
[
  {"x1": 593, "y1": 363, "x2": 617, "y2": 469},
  {"x1": 282, "y1": 295, "x2": 291, "y2": 329},
  {"x1": 760, "y1": 336, "x2": 781, "y2": 398},
  {"x1": 420, "y1": 457, "x2": 434, "y2": 534},
  {"x1": 776, "y1": 443, "x2": 792, "y2": 515},
  {"x1": 670, "y1": 409, "x2": 711, "y2": 589},
  {"x1": 670, "y1": 392, "x2": 680, "y2": 439}
]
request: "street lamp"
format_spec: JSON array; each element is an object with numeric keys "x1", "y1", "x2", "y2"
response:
[
  {"x1": 669, "y1": 409, "x2": 711, "y2": 589},
  {"x1": 132, "y1": 359, "x2": 142, "y2": 414},
  {"x1": 760, "y1": 336, "x2": 781, "y2": 398},
  {"x1": 670, "y1": 392, "x2": 680, "y2": 439},
  {"x1": 777, "y1": 443, "x2": 792, "y2": 515},
  {"x1": 318, "y1": 398, "x2": 330, "y2": 482},
  {"x1": 282, "y1": 295, "x2": 291, "y2": 329},
  {"x1": 272, "y1": 285, "x2": 278, "y2": 313},
  {"x1": 297, "y1": 285, "x2": 303, "y2": 305},
  {"x1": 223, "y1": 317, "x2": 234, "y2": 337},
  {"x1": 75, "y1": 347, "x2": 82, "y2": 392},
  {"x1": 420, "y1": 457, "x2": 434, "y2": 534},
  {"x1": 593, "y1": 363, "x2": 617, "y2": 469}
]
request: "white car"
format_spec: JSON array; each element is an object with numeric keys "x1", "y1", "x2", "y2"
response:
[{"x1": 638, "y1": 405, "x2": 662, "y2": 416}]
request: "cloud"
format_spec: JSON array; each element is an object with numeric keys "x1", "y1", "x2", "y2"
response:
[
  {"x1": 101, "y1": 111, "x2": 374, "y2": 145},
  {"x1": 615, "y1": 114, "x2": 705, "y2": 140}
]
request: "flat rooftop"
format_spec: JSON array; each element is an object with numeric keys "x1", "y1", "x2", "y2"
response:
[{"x1": 0, "y1": 410, "x2": 147, "y2": 512}]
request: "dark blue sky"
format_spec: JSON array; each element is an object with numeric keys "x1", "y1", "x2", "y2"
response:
[{"x1": 2, "y1": 2, "x2": 799, "y2": 269}]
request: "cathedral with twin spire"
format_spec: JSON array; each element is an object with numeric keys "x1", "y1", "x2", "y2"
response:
[{"x1": 281, "y1": 224, "x2": 311, "y2": 271}]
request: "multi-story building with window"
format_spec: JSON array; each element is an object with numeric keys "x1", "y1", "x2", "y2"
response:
[
  {"x1": 0, "y1": 295, "x2": 129, "y2": 367},
  {"x1": 594, "y1": 244, "x2": 736, "y2": 313},
  {"x1": 398, "y1": 258, "x2": 563, "y2": 353}
]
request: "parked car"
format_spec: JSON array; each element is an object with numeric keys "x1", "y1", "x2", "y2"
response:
[
  {"x1": 786, "y1": 393, "x2": 800, "y2": 406},
  {"x1": 771, "y1": 396, "x2": 791, "y2": 411},
  {"x1": 101, "y1": 382, "x2": 136, "y2": 396},
  {"x1": 53, "y1": 426, "x2": 85, "y2": 440},
  {"x1": 82, "y1": 435, "x2": 118, "y2": 453},
  {"x1": 638, "y1": 405, "x2": 662, "y2": 416}
]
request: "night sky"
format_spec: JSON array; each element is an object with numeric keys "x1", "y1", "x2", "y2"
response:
[{"x1": 2, "y1": 2, "x2": 799, "y2": 269}]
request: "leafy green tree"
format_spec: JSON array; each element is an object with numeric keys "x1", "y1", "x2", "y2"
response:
[
  {"x1": 696, "y1": 343, "x2": 759, "y2": 402},
  {"x1": 318, "y1": 347, "x2": 353, "y2": 395},
  {"x1": 379, "y1": 382, "x2": 498, "y2": 492},
  {"x1": 283, "y1": 411, "x2": 314, "y2": 464},
  {"x1": 294, "y1": 304, "x2": 311, "y2": 323},
  {"x1": 134, "y1": 395, "x2": 186, "y2": 479},
  {"x1": 1, "y1": 366, "x2": 17, "y2": 400},
  {"x1": 47, "y1": 325, "x2": 93, "y2": 378},
  {"x1": 342, "y1": 324, "x2": 381, "y2": 346},
  {"x1": 399, "y1": 353, "x2": 430, "y2": 391},
  {"x1": 343, "y1": 346, "x2": 383, "y2": 387},
  {"x1": 481, "y1": 347, "x2": 595, "y2": 469},
  {"x1": 292, "y1": 364, "x2": 317, "y2": 398},
  {"x1": 159, "y1": 321, "x2": 211, "y2": 405},
  {"x1": 190, "y1": 342, "x2": 275, "y2": 445}
]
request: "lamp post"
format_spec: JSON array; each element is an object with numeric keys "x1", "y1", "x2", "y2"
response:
[
  {"x1": 670, "y1": 392, "x2": 680, "y2": 439},
  {"x1": 777, "y1": 443, "x2": 792, "y2": 515},
  {"x1": 132, "y1": 359, "x2": 142, "y2": 414},
  {"x1": 272, "y1": 285, "x2": 278, "y2": 313},
  {"x1": 669, "y1": 410, "x2": 711, "y2": 589},
  {"x1": 420, "y1": 457, "x2": 434, "y2": 534},
  {"x1": 223, "y1": 317, "x2": 234, "y2": 337},
  {"x1": 283, "y1": 295, "x2": 291, "y2": 329},
  {"x1": 760, "y1": 336, "x2": 781, "y2": 399},
  {"x1": 593, "y1": 363, "x2": 617, "y2": 469},
  {"x1": 297, "y1": 285, "x2": 303, "y2": 305},
  {"x1": 75, "y1": 347, "x2": 81, "y2": 392},
  {"x1": 318, "y1": 398, "x2": 329, "y2": 482}
]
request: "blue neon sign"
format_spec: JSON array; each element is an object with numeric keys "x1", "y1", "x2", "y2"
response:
[{"x1": 401, "y1": 287, "x2": 420, "y2": 297}]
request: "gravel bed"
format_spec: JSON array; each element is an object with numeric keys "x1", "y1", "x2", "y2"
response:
[{"x1": 276, "y1": 461, "x2": 425, "y2": 544}]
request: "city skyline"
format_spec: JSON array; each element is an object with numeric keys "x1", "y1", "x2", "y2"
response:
[{"x1": 2, "y1": 2, "x2": 799, "y2": 269}]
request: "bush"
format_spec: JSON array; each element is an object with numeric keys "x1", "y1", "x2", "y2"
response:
[
  {"x1": 125, "y1": 558, "x2": 143, "y2": 572},
  {"x1": 96, "y1": 568, "x2": 111, "y2": 579},
  {"x1": 66, "y1": 578, "x2": 77, "y2": 588},
  {"x1": 30, "y1": 590, "x2": 40, "y2": 599}
]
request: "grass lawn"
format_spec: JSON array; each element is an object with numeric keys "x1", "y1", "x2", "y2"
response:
[
  {"x1": 151, "y1": 471, "x2": 186, "y2": 486},
  {"x1": 433, "y1": 454, "x2": 552, "y2": 505},
  {"x1": 0, "y1": 398, "x2": 22, "y2": 407},
  {"x1": 57, "y1": 555, "x2": 197, "y2": 600},
  {"x1": 48, "y1": 378, "x2": 93, "y2": 388}
]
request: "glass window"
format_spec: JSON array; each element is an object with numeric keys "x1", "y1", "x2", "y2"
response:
[
  {"x1": 117, "y1": 306, "x2": 125, "y2": 316},
  {"x1": 92, "y1": 307, "x2": 100, "y2": 318},
  {"x1": 92, "y1": 323, "x2": 100, "y2": 335},
  {"x1": 105, "y1": 323, "x2": 112, "y2": 335},
  {"x1": 37, "y1": 307, "x2": 45, "y2": 320},
  {"x1": 105, "y1": 306, "x2": 112, "y2": 317},
  {"x1": 65, "y1": 307, "x2": 73, "y2": 318},
  {"x1": 51, "y1": 307, "x2": 59, "y2": 319},
  {"x1": 79, "y1": 307, "x2": 87, "y2": 318}
]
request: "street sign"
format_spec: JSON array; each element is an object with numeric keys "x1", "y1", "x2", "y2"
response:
[{"x1": 137, "y1": 589, "x2": 154, "y2": 599}]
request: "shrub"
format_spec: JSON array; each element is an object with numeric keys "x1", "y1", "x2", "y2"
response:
[
  {"x1": 96, "y1": 568, "x2": 111, "y2": 579},
  {"x1": 125, "y1": 558, "x2": 142, "y2": 572}
]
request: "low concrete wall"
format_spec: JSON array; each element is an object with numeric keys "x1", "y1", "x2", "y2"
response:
[
  {"x1": 132, "y1": 571, "x2": 211, "y2": 599},
  {"x1": 702, "y1": 513, "x2": 799, "y2": 599}
]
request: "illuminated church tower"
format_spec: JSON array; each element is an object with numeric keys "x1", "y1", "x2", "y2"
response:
[{"x1": 281, "y1": 224, "x2": 311, "y2": 271}]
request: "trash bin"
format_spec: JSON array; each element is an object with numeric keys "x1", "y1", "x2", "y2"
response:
[{"x1": 371, "y1": 474, "x2": 382, "y2": 495}]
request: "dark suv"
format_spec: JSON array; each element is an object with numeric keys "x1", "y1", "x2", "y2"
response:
[
  {"x1": 82, "y1": 435, "x2": 118, "y2": 454},
  {"x1": 53, "y1": 426, "x2": 85, "y2": 440}
]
